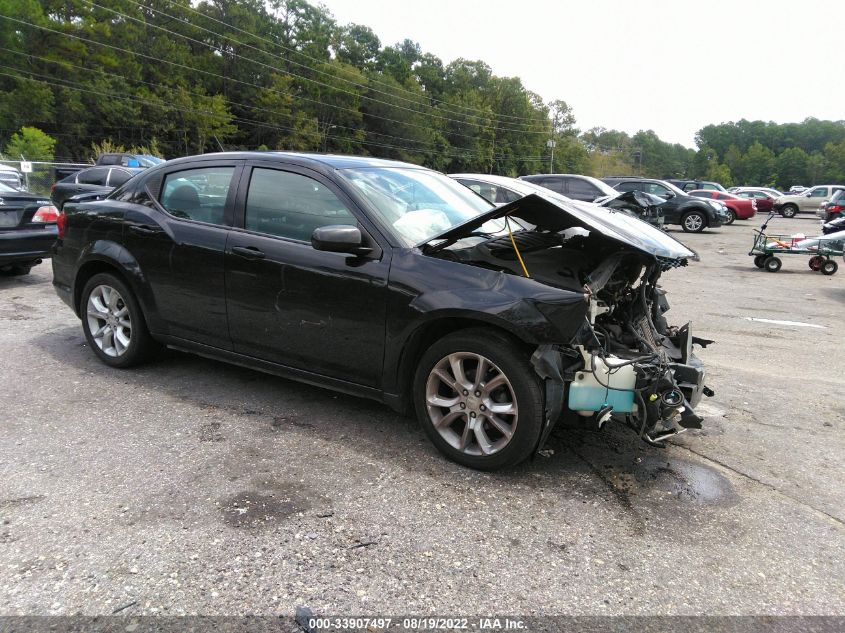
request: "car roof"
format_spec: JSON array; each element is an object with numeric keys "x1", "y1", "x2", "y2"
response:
[{"x1": 161, "y1": 151, "x2": 424, "y2": 171}]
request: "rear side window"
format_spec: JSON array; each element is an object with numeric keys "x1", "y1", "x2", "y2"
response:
[
  {"x1": 683, "y1": 182, "x2": 698, "y2": 191},
  {"x1": 77, "y1": 167, "x2": 111, "y2": 185},
  {"x1": 245, "y1": 168, "x2": 355, "y2": 242},
  {"x1": 566, "y1": 178, "x2": 600, "y2": 199},
  {"x1": 536, "y1": 178, "x2": 566, "y2": 194},
  {"x1": 615, "y1": 181, "x2": 643, "y2": 193},
  {"x1": 458, "y1": 179, "x2": 497, "y2": 204},
  {"x1": 108, "y1": 169, "x2": 133, "y2": 187},
  {"x1": 159, "y1": 166, "x2": 234, "y2": 225}
]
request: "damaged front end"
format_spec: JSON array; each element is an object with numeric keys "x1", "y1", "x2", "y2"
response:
[{"x1": 421, "y1": 193, "x2": 715, "y2": 449}]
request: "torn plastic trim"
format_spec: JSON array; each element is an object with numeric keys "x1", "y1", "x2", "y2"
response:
[{"x1": 529, "y1": 344, "x2": 567, "y2": 456}]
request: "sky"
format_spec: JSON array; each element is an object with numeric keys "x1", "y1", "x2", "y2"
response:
[{"x1": 317, "y1": 0, "x2": 845, "y2": 148}]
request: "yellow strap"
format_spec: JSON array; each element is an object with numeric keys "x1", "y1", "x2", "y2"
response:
[{"x1": 506, "y1": 216, "x2": 530, "y2": 278}]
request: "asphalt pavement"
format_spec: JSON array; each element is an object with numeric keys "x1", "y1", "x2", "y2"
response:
[{"x1": 0, "y1": 215, "x2": 843, "y2": 617}]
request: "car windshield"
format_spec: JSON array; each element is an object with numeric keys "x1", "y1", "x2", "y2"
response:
[
  {"x1": 339, "y1": 167, "x2": 498, "y2": 245},
  {"x1": 136, "y1": 155, "x2": 165, "y2": 167}
]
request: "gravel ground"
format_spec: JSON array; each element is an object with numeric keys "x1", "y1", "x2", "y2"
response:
[{"x1": 0, "y1": 215, "x2": 843, "y2": 617}]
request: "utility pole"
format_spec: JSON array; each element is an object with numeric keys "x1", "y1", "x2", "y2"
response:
[{"x1": 546, "y1": 139, "x2": 556, "y2": 174}]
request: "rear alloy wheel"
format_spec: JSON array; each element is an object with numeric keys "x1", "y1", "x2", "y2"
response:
[
  {"x1": 681, "y1": 211, "x2": 706, "y2": 233},
  {"x1": 81, "y1": 273, "x2": 154, "y2": 368},
  {"x1": 780, "y1": 204, "x2": 798, "y2": 218},
  {"x1": 821, "y1": 260, "x2": 838, "y2": 275},
  {"x1": 764, "y1": 256, "x2": 782, "y2": 272},
  {"x1": 754, "y1": 255, "x2": 767, "y2": 268},
  {"x1": 414, "y1": 329, "x2": 543, "y2": 470},
  {"x1": 809, "y1": 256, "x2": 824, "y2": 270},
  {"x1": 724, "y1": 209, "x2": 736, "y2": 225}
]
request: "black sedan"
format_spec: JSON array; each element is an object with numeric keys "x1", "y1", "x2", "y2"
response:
[
  {"x1": 51, "y1": 165, "x2": 143, "y2": 210},
  {"x1": 52, "y1": 152, "x2": 713, "y2": 469},
  {"x1": 0, "y1": 183, "x2": 58, "y2": 275},
  {"x1": 602, "y1": 177, "x2": 729, "y2": 232}
]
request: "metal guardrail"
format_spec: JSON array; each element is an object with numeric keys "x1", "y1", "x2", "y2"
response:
[{"x1": 0, "y1": 160, "x2": 91, "y2": 196}]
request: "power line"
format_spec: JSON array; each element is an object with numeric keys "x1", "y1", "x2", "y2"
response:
[
  {"x1": 2, "y1": 68, "x2": 548, "y2": 161},
  {"x1": 80, "y1": 0, "x2": 547, "y2": 135},
  {"x1": 0, "y1": 47, "x2": 474, "y2": 155},
  {"x1": 145, "y1": 0, "x2": 548, "y2": 126},
  {"x1": 0, "y1": 15, "x2": 513, "y2": 146}
]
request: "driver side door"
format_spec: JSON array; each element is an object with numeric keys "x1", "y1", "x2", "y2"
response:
[{"x1": 225, "y1": 163, "x2": 391, "y2": 387}]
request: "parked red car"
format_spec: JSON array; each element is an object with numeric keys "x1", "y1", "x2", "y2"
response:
[
  {"x1": 689, "y1": 190, "x2": 757, "y2": 223},
  {"x1": 732, "y1": 189, "x2": 776, "y2": 214}
]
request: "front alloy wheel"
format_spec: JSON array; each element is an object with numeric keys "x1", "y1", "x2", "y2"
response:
[
  {"x1": 414, "y1": 328, "x2": 543, "y2": 470},
  {"x1": 86, "y1": 285, "x2": 132, "y2": 357},
  {"x1": 682, "y1": 211, "x2": 706, "y2": 232},
  {"x1": 425, "y1": 352, "x2": 518, "y2": 457}
]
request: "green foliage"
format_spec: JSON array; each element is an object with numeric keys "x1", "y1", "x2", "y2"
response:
[
  {"x1": 3, "y1": 126, "x2": 56, "y2": 161},
  {"x1": 2, "y1": 0, "x2": 844, "y2": 185}
]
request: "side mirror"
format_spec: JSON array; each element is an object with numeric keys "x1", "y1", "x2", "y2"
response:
[
  {"x1": 661, "y1": 191, "x2": 675, "y2": 200},
  {"x1": 311, "y1": 225, "x2": 372, "y2": 256}
]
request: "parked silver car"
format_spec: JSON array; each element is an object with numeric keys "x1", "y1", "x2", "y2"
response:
[{"x1": 774, "y1": 185, "x2": 845, "y2": 217}]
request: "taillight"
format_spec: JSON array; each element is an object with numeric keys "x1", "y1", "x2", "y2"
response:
[
  {"x1": 56, "y1": 211, "x2": 67, "y2": 239},
  {"x1": 829, "y1": 205, "x2": 844, "y2": 212},
  {"x1": 50, "y1": 184, "x2": 56, "y2": 193},
  {"x1": 33, "y1": 205, "x2": 59, "y2": 223}
]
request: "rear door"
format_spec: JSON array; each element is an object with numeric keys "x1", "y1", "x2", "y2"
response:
[
  {"x1": 225, "y1": 162, "x2": 390, "y2": 387},
  {"x1": 122, "y1": 161, "x2": 242, "y2": 348}
]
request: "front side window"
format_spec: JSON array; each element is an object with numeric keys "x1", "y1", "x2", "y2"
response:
[
  {"x1": 809, "y1": 187, "x2": 828, "y2": 198},
  {"x1": 245, "y1": 168, "x2": 355, "y2": 242},
  {"x1": 644, "y1": 182, "x2": 671, "y2": 197},
  {"x1": 159, "y1": 166, "x2": 234, "y2": 225}
]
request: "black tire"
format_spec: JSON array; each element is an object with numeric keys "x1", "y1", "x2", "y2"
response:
[
  {"x1": 821, "y1": 260, "x2": 838, "y2": 275},
  {"x1": 80, "y1": 272, "x2": 155, "y2": 368},
  {"x1": 724, "y1": 209, "x2": 736, "y2": 225},
  {"x1": 681, "y1": 211, "x2": 706, "y2": 233},
  {"x1": 754, "y1": 255, "x2": 766, "y2": 268},
  {"x1": 764, "y1": 256, "x2": 782, "y2": 272},
  {"x1": 780, "y1": 204, "x2": 798, "y2": 218},
  {"x1": 809, "y1": 256, "x2": 824, "y2": 270},
  {"x1": 413, "y1": 328, "x2": 544, "y2": 470}
]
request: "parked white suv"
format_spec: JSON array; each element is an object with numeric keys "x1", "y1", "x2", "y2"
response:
[{"x1": 774, "y1": 185, "x2": 845, "y2": 217}]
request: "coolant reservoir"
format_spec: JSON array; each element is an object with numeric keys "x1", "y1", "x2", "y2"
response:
[{"x1": 568, "y1": 348, "x2": 637, "y2": 416}]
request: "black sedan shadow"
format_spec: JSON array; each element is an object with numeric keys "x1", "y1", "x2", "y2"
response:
[{"x1": 32, "y1": 325, "x2": 739, "y2": 535}]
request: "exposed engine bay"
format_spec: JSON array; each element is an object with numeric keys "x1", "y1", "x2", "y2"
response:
[{"x1": 423, "y1": 195, "x2": 714, "y2": 449}]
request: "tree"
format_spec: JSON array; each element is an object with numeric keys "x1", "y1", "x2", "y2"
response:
[
  {"x1": 4, "y1": 126, "x2": 56, "y2": 161},
  {"x1": 776, "y1": 147, "x2": 809, "y2": 189}
]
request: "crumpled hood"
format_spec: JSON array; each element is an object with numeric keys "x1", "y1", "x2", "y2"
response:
[{"x1": 418, "y1": 191, "x2": 697, "y2": 261}]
